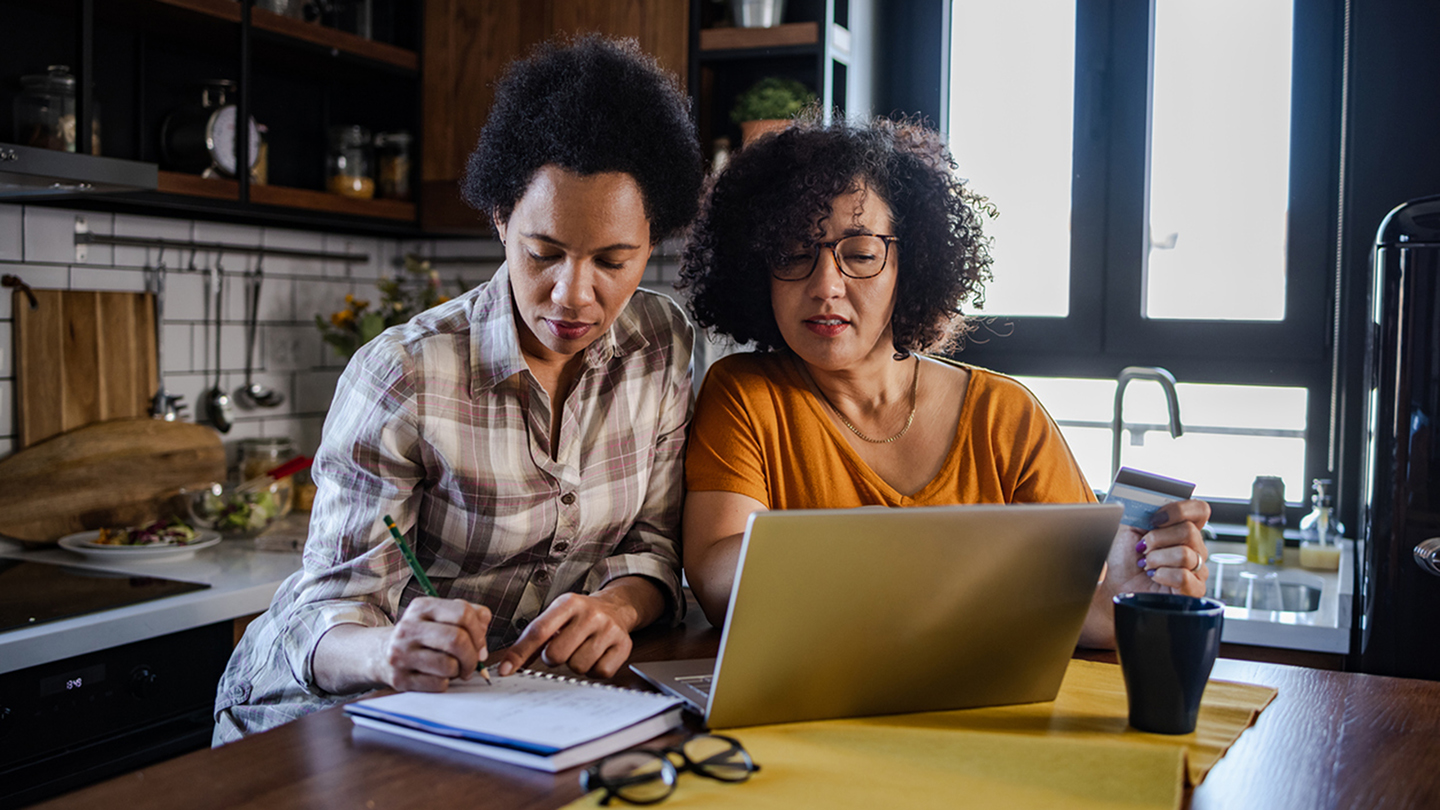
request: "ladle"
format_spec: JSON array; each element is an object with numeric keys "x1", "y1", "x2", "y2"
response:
[
  {"x1": 205, "y1": 255, "x2": 234, "y2": 433},
  {"x1": 235, "y1": 256, "x2": 285, "y2": 409}
]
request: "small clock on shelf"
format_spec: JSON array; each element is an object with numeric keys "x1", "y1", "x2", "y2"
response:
[{"x1": 160, "y1": 80, "x2": 262, "y2": 180}]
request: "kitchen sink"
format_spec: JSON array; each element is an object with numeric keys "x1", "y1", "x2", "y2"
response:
[
  {"x1": 1208, "y1": 553, "x2": 1327, "y2": 613},
  {"x1": 1215, "y1": 578, "x2": 1323, "y2": 612},
  {"x1": 1200, "y1": 538, "x2": 1352, "y2": 654}
]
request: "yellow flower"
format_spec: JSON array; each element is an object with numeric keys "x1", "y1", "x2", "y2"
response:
[{"x1": 331, "y1": 309, "x2": 356, "y2": 328}]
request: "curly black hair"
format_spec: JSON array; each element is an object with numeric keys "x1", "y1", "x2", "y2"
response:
[
  {"x1": 678, "y1": 115, "x2": 993, "y2": 355},
  {"x1": 461, "y1": 35, "x2": 702, "y2": 243}
]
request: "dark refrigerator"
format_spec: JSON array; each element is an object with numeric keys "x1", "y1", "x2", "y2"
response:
[{"x1": 1360, "y1": 193, "x2": 1440, "y2": 680}]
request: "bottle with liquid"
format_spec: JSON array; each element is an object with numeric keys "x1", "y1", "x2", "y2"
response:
[
  {"x1": 1246, "y1": 475, "x2": 1286, "y2": 565},
  {"x1": 1299, "y1": 478, "x2": 1344, "y2": 570}
]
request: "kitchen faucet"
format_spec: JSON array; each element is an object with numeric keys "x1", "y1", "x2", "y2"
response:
[{"x1": 1112, "y1": 366, "x2": 1183, "y2": 479}]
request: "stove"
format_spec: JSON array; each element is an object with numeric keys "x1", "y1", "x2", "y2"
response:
[
  {"x1": 0, "y1": 559, "x2": 209, "y2": 632},
  {"x1": 0, "y1": 559, "x2": 229, "y2": 808}
]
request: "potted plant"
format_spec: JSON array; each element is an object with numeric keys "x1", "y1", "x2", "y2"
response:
[
  {"x1": 730, "y1": 77, "x2": 815, "y2": 146},
  {"x1": 315, "y1": 255, "x2": 463, "y2": 358}
]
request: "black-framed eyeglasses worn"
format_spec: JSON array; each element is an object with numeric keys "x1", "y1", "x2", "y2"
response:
[
  {"x1": 772, "y1": 234, "x2": 900, "y2": 281},
  {"x1": 580, "y1": 733, "x2": 760, "y2": 805}
]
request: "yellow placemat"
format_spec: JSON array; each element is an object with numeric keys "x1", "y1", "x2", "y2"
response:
[{"x1": 563, "y1": 660, "x2": 1276, "y2": 810}]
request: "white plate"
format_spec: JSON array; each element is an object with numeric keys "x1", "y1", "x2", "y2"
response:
[{"x1": 57, "y1": 530, "x2": 222, "y2": 561}]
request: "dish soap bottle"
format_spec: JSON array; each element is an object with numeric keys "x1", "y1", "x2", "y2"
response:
[
  {"x1": 1299, "y1": 478, "x2": 1344, "y2": 570},
  {"x1": 1246, "y1": 475, "x2": 1286, "y2": 565}
]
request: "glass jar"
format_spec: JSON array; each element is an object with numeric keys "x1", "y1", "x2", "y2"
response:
[
  {"x1": 240, "y1": 437, "x2": 297, "y2": 516},
  {"x1": 374, "y1": 130, "x2": 412, "y2": 200},
  {"x1": 14, "y1": 65, "x2": 101, "y2": 154},
  {"x1": 326, "y1": 124, "x2": 374, "y2": 199}
]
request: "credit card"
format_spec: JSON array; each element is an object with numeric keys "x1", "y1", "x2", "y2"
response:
[{"x1": 1104, "y1": 467, "x2": 1196, "y2": 529}]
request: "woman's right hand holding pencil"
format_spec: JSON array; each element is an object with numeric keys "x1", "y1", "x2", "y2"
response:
[{"x1": 376, "y1": 597, "x2": 493, "y2": 692}]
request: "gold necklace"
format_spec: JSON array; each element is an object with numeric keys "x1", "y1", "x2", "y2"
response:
[{"x1": 804, "y1": 355, "x2": 921, "y2": 444}]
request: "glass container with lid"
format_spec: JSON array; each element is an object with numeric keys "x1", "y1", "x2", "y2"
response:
[
  {"x1": 240, "y1": 436, "x2": 297, "y2": 516},
  {"x1": 374, "y1": 130, "x2": 412, "y2": 200},
  {"x1": 327, "y1": 124, "x2": 374, "y2": 199},
  {"x1": 14, "y1": 65, "x2": 99, "y2": 154}
]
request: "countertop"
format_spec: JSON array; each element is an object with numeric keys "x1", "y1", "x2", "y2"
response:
[{"x1": 0, "y1": 538, "x2": 302, "y2": 675}]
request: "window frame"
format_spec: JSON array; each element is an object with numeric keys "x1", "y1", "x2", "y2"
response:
[{"x1": 946, "y1": 0, "x2": 1344, "y2": 523}]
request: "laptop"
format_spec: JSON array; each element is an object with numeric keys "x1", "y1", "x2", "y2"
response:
[{"x1": 632, "y1": 502, "x2": 1123, "y2": 729}]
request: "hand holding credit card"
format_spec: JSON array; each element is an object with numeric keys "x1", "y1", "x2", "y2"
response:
[{"x1": 1105, "y1": 467, "x2": 1196, "y2": 529}]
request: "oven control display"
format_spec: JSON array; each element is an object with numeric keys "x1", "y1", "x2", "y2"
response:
[{"x1": 40, "y1": 664, "x2": 105, "y2": 697}]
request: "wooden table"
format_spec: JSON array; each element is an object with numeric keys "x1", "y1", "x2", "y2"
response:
[{"x1": 32, "y1": 606, "x2": 1440, "y2": 810}]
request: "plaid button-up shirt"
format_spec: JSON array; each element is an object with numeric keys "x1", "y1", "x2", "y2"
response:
[{"x1": 213, "y1": 265, "x2": 692, "y2": 744}]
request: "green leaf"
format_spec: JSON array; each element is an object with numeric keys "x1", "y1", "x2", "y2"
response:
[{"x1": 358, "y1": 311, "x2": 387, "y2": 345}]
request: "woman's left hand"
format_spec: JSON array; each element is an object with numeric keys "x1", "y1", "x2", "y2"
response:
[{"x1": 1105, "y1": 499, "x2": 1212, "y2": 598}]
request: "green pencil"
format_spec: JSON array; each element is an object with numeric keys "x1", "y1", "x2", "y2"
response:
[{"x1": 383, "y1": 514, "x2": 491, "y2": 685}]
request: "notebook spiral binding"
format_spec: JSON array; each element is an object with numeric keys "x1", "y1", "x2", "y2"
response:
[{"x1": 516, "y1": 668, "x2": 659, "y2": 696}]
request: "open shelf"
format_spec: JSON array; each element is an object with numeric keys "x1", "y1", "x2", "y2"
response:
[
  {"x1": 699, "y1": 22, "x2": 819, "y2": 52},
  {"x1": 156, "y1": 171, "x2": 413, "y2": 221},
  {"x1": 250, "y1": 7, "x2": 418, "y2": 73},
  {"x1": 250, "y1": 184, "x2": 414, "y2": 221},
  {"x1": 112, "y1": 0, "x2": 417, "y2": 73},
  {"x1": 156, "y1": 170, "x2": 237, "y2": 201}
]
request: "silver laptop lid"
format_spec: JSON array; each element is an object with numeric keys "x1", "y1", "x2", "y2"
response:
[{"x1": 705, "y1": 503, "x2": 1122, "y2": 729}]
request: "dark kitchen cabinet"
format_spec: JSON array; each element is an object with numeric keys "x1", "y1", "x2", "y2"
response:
[
  {"x1": 419, "y1": 0, "x2": 689, "y2": 233},
  {"x1": 0, "y1": 0, "x2": 424, "y2": 233}
]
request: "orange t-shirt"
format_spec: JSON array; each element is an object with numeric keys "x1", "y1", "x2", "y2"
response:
[{"x1": 685, "y1": 352, "x2": 1096, "y2": 509}]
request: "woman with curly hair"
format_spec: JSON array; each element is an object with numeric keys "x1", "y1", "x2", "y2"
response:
[
  {"x1": 678, "y1": 117, "x2": 1209, "y2": 647},
  {"x1": 214, "y1": 35, "x2": 703, "y2": 743}
]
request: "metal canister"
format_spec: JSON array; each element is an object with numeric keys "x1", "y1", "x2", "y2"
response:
[{"x1": 1246, "y1": 475, "x2": 1286, "y2": 565}]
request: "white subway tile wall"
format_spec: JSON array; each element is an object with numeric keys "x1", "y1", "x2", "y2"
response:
[{"x1": 0, "y1": 204, "x2": 710, "y2": 474}]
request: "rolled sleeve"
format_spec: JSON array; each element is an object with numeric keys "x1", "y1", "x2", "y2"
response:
[{"x1": 278, "y1": 336, "x2": 426, "y2": 695}]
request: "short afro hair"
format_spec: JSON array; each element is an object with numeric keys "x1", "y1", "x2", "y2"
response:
[
  {"x1": 678, "y1": 115, "x2": 993, "y2": 355},
  {"x1": 462, "y1": 35, "x2": 702, "y2": 244}
]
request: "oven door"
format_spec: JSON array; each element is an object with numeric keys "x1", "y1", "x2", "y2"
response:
[{"x1": 0, "y1": 621, "x2": 233, "y2": 808}]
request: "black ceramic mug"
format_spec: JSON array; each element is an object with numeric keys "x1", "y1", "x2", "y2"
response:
[{"x1": 1113, "y1": 592, "x2": 1225, "y2": 734}]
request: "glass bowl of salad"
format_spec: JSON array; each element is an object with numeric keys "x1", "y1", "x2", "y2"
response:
[{"x1": 181, "y1": 480, "x2": 292, "y2": 537}]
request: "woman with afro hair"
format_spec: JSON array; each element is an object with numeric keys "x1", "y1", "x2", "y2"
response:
[
  {"x1": 214, "y1": 35, "x2": 703, "y2": 743},
  {"x1": 678, "y1": 115, "x2": 1210, "y2": 648}
]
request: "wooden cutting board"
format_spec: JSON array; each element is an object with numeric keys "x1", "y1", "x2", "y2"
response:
[
  {"x1": 12, "y1": 289, "x2": 158, "y2": 448},
  {"x1": 0, "y1": 418, "x2": 225, "y2": 544}
]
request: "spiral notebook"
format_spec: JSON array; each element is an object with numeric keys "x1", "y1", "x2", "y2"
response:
[{"x1": 344, "y1": 669, "x2": 685, "y2": 772}]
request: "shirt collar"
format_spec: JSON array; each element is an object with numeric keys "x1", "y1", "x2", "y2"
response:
[{"x1": 468, "y1": 263, "x2": 652, "y2": 395}]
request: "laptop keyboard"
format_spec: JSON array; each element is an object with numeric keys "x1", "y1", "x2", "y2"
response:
[{"x1": 676, "y1": 674, "x2": 713, "y2": 698}]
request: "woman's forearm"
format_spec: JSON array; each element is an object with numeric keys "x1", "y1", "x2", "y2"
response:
[{"x1": 312, "y1": 624, "x2": 391, "y2": 695}]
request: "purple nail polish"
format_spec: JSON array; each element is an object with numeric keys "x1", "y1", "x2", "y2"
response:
[
  {"x1": 1145, "y1": 569, "x2": 1156, "y2": 577},
  {"x1": 1135, "y1": 540, "x2": 1148, "y2": 554},
  {"x1": 1137, "y1": 557, "x2": 1147, "y2": 568}
]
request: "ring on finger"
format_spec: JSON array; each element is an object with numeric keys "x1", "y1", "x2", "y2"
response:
[{"x1": 1191, "y1": 552, "x2": 1205, "y2": 572}]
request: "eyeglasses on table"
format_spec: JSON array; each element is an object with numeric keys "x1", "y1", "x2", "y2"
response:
[{"x1": 580, "y1": 733, "x2": 760, "y2": 805}]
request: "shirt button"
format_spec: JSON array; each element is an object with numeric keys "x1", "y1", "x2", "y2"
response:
[
  {"x1": 515, "y1": 617, "x2": 529, "y2": 630},
  {"x1": 560, "y1": 492, "x2": 576, "y2": 505},
  {"x1": 535, "y1": 569, "x2": 550, "y2": 583},
  {"x1": 553, "y1": 541, "x2": 569, "y2": 554}
]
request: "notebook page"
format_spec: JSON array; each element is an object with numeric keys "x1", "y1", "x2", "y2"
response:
[{"x1": 349, "y1": 672, "x2": 682, "y2": 751}]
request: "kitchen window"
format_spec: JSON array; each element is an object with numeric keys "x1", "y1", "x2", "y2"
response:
[{"x1": 946, "y1": 0, "x2": 1341, "y2": 521}]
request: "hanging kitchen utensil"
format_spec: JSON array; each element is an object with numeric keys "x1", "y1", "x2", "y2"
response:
[
  {"x1": 235, "y1": 254, "x2": 285, "y2": 409},
  {"x1": 205, "y1": 254, "x2": 234, "y2": 433},
  {"x1": 147, "y1": 250, "x2": 186, "y2": 421}
]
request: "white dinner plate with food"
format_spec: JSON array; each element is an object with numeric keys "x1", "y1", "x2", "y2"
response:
[{"x1": 57, "y1": 530, "x2": 222, "y2": 561}]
